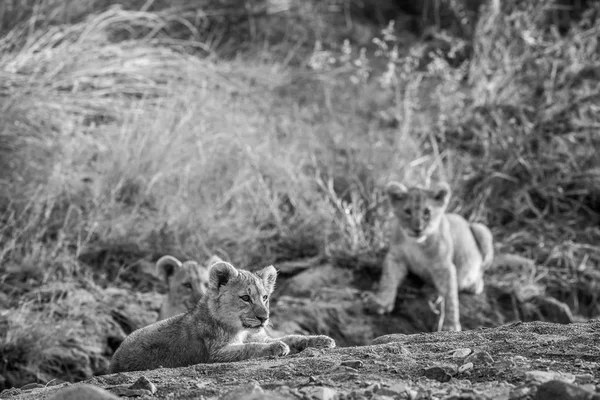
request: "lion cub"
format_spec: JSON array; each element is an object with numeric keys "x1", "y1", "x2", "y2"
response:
[
  {"x1": 365, "y1": 181, "x2": 494, "y2": 331},
  {"x1": 110, "y1": 261, "x2": 336, "y2": 372},
  {"x1": 157, "y1": 254, "x2": 222, "y2": 320}
]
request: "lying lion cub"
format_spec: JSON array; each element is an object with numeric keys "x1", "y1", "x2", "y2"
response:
[
  {"x1": 110, "y1": 261, "x2": 335, "y2": 372},
  {"x1": 365, "y1": 181, "x2": 494, "y2": 331}
]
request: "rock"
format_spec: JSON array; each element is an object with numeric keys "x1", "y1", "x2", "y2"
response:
[
  {"x1": 278, "y1": 264, "x2": 352, "y2": 298},
  {"x1": 458, "y1": 362, "x2": 474, "y2": 373},
  {"x1": 302, "y1": 348, "x2": 321, "y2": 357},
  {"x1": 464, "y1": 350, "x2": 494, "y2": 365},
  {"x1": 341, "y1": 360, "x2": 364, "y2": 369},
  {"x1": 20, "y1": 384, "x2": 44, "y2": 391},
  {"x1": 0, "y1": 388, "x2": 21, "y2": 398},
  {"x1": 46, "y1": 380, "x2": 67, "y2": 387},
  {"x1": 528, "y1": 295, "x2": 574, "y2": 324},
  {"x1": 378, "y1": 383, "x2": 409, "y2": 397},
  {"x1": 422, "y1": 366, "x2": 452, "y2": 382},
  {"x1": 534, "y1": 380, "x2": 600, "y2": 400},
  {"x1": 510, "y1": 385, "x2": 534, "y2": 399},
  {"x1": 363, "y1": 382, "x2": 382, "y2": 396},
  {"x1": 221, "y1": 382, "x2": 264, "y2": 400},
  {"x1": 575, "y1": 374, "x2": 594, "y2": 384},
  {"x1": 444, "y1": 394, "x2": 482, "y2": 400},
  {"x1": 129, "y1": 376, "x2": 157, "y2": 394},
  {"x1": 526, "y1": 370, "x2": 576, "y2": 384},
  {"x1": 274, "y1": 256, "x2": 324, "y2": 275},
  {"x1": 108, "y1": 387, "x2": 153, "y2": 397},
  {"x1": 450, "y1": 348, "x2": 472, "y2": 359},
  {"x1": 330, "y1": 365, "x2": 359, "y2": 374},
  {"x1": 372, "y1": 334, "x2": 409, "y2": 345},
  {"x1": 47, "y1": 384, "x2": 120, "y2": 400},
  {"x1": 301, "y1": 386, "x2": 337, "y2": 400}
]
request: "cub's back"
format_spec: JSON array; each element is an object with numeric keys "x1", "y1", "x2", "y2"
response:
[{"x1": 110, "y1": 313, "x2": 209, "y2": 373}]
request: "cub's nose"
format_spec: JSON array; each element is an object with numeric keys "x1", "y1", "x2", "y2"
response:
[{"x1": 256, "y1": 315, "x2": 267, "y2": 324}]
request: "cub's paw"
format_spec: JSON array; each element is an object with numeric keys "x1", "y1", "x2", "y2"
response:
[
  {"x1": 362, "y1": 292, "x2": 393, "y2": 315},
  {"x1": 306, "y1": 335, "x2": 336, "y2": 349},
  {"x1": 268, "y1": 341, "x2": 290, "y2": 357}
]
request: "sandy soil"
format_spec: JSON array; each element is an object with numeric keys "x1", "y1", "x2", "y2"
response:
[{"x1": 5, "y1": 319, "x2": 600, "y2": 400}]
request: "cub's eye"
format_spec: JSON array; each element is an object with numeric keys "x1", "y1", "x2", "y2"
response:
[
  {"x1": 423, "y1": 208, "x2": 431, "y2": 219},
  {"x1": 240, "y1": 295, "x2": 251, "y2": 302},
  {"x1": 263, "y1": 295, "x2": 269, "y2": 302},
  {"x1": 182, "y1": 282, "x2": 193, "y2": 290},
  {"x1": 404, "y1": 208, "x2": 412, "y2": 215}
]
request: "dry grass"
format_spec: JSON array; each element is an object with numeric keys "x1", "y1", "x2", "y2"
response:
[{"x1": 0, "y1": 0, "x2": 599, "y2": 389}]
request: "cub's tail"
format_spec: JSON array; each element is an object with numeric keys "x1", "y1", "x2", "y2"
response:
[{"x1": 470, "y1": 222, "x2": 494, "y2": 270}]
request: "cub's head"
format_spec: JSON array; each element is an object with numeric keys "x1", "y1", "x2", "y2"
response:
[
  {"x1": 386, "y1": 181, "x2": 451, "y2": 243},
  {"x1": 157, "y1": 255, "x2": 218, "y2": 320},
  {"x1": 206, "y1": 261, "x2": 277, "y2": 331}
]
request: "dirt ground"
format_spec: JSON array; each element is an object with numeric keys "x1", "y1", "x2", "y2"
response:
[{"x1": 4, "y1": 319, "x2": 600, "y2": 400}]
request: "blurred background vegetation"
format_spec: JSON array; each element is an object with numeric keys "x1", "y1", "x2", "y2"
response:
[{"x1": 0, "y1": 0, "x2": 599, "y2": 390}]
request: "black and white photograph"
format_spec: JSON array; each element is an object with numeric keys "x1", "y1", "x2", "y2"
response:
[{"x1": 0, "y1": 0, "x2": 599, "y2": 399}]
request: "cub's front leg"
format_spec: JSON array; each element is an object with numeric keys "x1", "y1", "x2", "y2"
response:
[
  {"x1": 431, "y1": 261, "x2": 461, "y2": 331},
  {"x1": 211, "y1": 341, "x2": 290, "y2": 363},
  {"x1": 364, "y1": 250, "x2": 408, "y2": 315},
  {"x1": 275, "y1": 334, "x2": 336, "y2": 354}
]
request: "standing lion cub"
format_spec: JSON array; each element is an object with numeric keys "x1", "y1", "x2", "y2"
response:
[
  {"x1": 365, "y1": 181, "x2": 494, "y2": 331},
  {"x1": 110, "y1": 260, "x2": 336, "y2": 372}
]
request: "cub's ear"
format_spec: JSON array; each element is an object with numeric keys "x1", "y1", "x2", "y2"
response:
[
  {"x1": 386, "y1": 181, "x2": 408, "y2": 202},
  {"x1": 255, "y1": 265, "x2": 277, "y2": 294},
  {"x1": 431, "y1": 182, "x2": 451, "y2": 205},
  {"x1": 206, "y1": 255, "x2": 225, "y2": 269},
  {"x1": 156, "y1": 255, "x2": 182, "y2": 284},
  {"x1": 209, "y1": 261, "x2": 239, "y2": 291}
]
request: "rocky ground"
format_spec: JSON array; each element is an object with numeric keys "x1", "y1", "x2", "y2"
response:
[{"x1": 3, "y1": 320, "x2": 600, "y2": 400}]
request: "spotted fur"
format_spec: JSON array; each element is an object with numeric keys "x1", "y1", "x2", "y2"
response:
[{"x1": 365, "y1": 181, "x2": 494, "y2": 331}]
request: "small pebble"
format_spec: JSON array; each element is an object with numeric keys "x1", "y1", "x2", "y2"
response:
[
  {"x1": 576, "y1": 374, "x2": 594, "y2": 384},
  {"x1": 20, "y1": 383, "x2": 44, "y2": 391},
  {"x1": 378, "y1": 383, "x2": 409, "y2": 397},
  {"x1": 331, "y1": 365, "x2": 359, "y2": 374},
  {"x1": 465, "y1": 350, "x2": 494, "y2": 365},
  {"x1": 109, "y1": 388, "x2": 152, "y2": 397},
  {"x1": 221, "y1": 383, "x2": 264, "y2": 400},
  {"x1": 302, "y1": 386, "x2": 337, "y2": 400},
  {"x1": 458, "y1": 362, "x2": 474, "y2": 374},
  {"x1": 341, "y1": 360, "x2": 364, "y2": 369},
  {"x1": 129, "y1": 376, "x2": 156, "y2": 394},
  {"x1": 363, "y1": 382, "x2": 381, "y2": 396},
  {"x1": 422, "y1": 366, "x2": 452, "y2": 383},
  {"x1": 450, "y1": 348, "x2": 472, "y2": 359},
  {"x1": 526, "y1": 370, "x2": 575, "y2": 384},
  {"x1": 0, "y1": 388, "x2": 21, "y2": 398}
]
